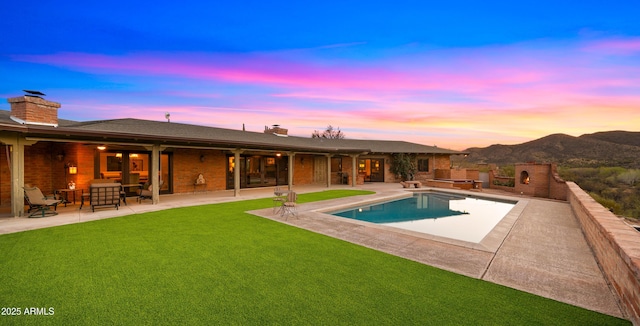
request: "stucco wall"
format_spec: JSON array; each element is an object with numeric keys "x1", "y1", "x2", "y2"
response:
[{"x1": 567, "y1": 182, "x2": 640, "y2": 324}]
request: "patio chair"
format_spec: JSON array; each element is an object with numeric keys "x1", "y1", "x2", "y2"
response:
[
  {"x1": 137, "y1": 180, "x2": 163, "y2": 203},
  {"x1": 272, "y1": 186, "x2": 288, "y2": 213},
  {"x1": 23, "y1": 186, "x2": 62, "y2": 218},
  {"x1": 89, "y1": 183, "x2": 121, "y2": 212},
  {"x1": 281, "y1": 191, "x2": 298, "y2": 219}
]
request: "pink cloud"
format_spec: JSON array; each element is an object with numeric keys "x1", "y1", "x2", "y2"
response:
[
  {"x1": 17, "y1": 36, "x2": 640, "y2": 149},
  {"x1": 582, "y1": 37, "x2": 640, "y2": 55}
]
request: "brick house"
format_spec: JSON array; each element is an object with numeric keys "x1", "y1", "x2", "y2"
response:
[{"x1": 0, "y1": 94, "x2": 464, "y2": 217}]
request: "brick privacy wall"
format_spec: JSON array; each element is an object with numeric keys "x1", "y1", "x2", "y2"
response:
[
  {"x1": 515, "y1": 164, "x2": 550, "y2": 197},
  {"x1": 514, "y1": 163, "x2": 568, "y2": 200},
  {"x1": 172, "y1": 149, "x2": 227, "y2": 192},
  {"x1": 8, "y1": 96, "x2": 61, "y2": 125},
  {"x1": 548, "y1": 164, "x2": 568, "y2": 200},
  {"x1": 434, "y1": 169, "x2": 450, "y2": 179},
  {"x1": 466, "y1": 169, "x2": 480, "y2": 180},
  {"x1": 567, "y1": 182, "x2": 640, "y2": 325}
]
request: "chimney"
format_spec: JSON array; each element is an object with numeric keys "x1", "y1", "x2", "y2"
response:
[
  {"x1": 264, "y1": 124, "x2": 288, "y2": 137},
  {"x1": 8, "y1": 92, "x2": 60, "y2": 127}
]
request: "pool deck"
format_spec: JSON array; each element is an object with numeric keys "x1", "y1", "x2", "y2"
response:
[{"x1": 0, "y1": 183, "x2": 625, "y2": 319}]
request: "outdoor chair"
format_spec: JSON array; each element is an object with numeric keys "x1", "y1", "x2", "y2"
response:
[
  {"x1": 281, "y1": 191, "x2": 298, "y2": 219},
  {"x1": 272, "y1": 186, "x2": 288, "y2": 213},
  {"x1": 137, "y1": 180, "x2": 163, "y2": 203},
  {"x1": 89, "y1": 183, "x2": 121, "y2": 212},
  {"x1": 81, "y1": 179, "x2": 127, "y2": 209},
  {"x1": 23, "y1": 186, "x2": 62, "y2": 218}
]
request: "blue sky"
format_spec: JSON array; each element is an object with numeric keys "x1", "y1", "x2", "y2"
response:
[{"x1": 2, "y1": 1, "x2": 639, "y2": 149}]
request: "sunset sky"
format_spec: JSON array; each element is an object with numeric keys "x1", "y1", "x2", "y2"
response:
[{"x1": 1, "y1": 1, "x2": 639, "y2": 150}]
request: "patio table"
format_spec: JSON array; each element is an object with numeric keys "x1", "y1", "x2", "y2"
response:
[{"x1": 56, "y1": 189, "x2": 81, "y2": 207}]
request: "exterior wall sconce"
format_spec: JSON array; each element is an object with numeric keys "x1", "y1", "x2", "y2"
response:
[
  {"x1": 200, "y1": 154, "x2": 205, "y2": 162},
  {"x1": 67, "y1": 163, "x2": 77, "y2": 175},
  {"x1": 97, "y1": 145, "x2": 106, "y2": 150}
]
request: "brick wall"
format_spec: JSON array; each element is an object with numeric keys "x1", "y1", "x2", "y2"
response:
[
  {"x1": 24, "y1": 142, "x2": 57, "y2": 194},
  {"x1": 23, "y1": 142, "x2": 89, "y2": 195},
  {"x1": 8, "y1": 96, "x2": 60, "y2": 126},
  {"x1": 466, "y1": 169, "x2": 480, "y2": 180},
  {"x1": 514, "y1": 163, "x2": 567, "y2": 200},
  {"x1": 0, "y1": 146, "x2": 10, "y2": 213},
  {"x1": 172, "y1": 149, "x2": 227, "y2": 192},
  {"x1": 567, "y1": 182, "x2": 640, "y2": 325},
  {"x1": 293, "y1": 154, "x2": 314, "y2": 185}
]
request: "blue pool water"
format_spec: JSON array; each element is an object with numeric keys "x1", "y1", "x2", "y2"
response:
[{"x1": 331, "y1": 192, "x2": 516, "y2": 243}]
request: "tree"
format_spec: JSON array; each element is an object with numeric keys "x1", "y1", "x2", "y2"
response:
[
  {"x1": 390, "y1": 153, "x2": 417, "y2": 181},
  {"x1": 312, "y1": 125, "x2": 345, "y2": 139}
]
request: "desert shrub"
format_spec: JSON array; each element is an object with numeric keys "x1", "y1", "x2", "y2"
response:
[{"x1": 589, "y1": 192, "x2": 622, "y2": 214}]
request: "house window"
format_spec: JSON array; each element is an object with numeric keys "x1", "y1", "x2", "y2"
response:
[{"x1": 417, "y1": 159, "x2": 429, "y2": 172}]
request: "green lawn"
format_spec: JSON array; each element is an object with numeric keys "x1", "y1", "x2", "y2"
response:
[{"x1": 0, "y1": 190, "x2": 629, "y2": 325}]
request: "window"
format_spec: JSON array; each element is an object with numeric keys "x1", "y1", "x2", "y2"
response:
[{"x1": 417, "y1": 159, "x2": 429, "y2": 172}]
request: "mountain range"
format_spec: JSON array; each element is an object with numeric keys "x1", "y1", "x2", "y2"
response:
[{"x1": 460, "y1": 131, "x2": 640, "y2": 168}]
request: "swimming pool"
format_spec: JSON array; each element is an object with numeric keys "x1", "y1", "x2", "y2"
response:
[{"x1": 331, "y1": 192, "x2": 516, "y2": 243}]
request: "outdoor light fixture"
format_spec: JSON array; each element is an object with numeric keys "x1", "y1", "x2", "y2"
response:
[
  {"x1": 64, "y1": 163, "x2": 77, "y2": 189},
  {"x1": 200, "y1": 154, "x2": 205, "y2": 162},
  {"x1": 97, "y1": 145, "x2": 106, "y2": 150}
]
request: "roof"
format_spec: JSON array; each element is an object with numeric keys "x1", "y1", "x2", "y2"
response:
[{"x1": 0, "y1": 110, "x2": 464, "y2": 155}]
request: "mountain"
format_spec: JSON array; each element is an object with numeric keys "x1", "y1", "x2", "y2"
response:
[
  {"x1": 460, "y1": 131, "x2": 640, "y2": 168},
  {"x1": 580, "y1": 130, "x2": 640, "y2": 147}
]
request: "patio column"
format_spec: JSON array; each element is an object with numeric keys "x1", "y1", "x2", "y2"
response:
[
  {"x1": 232, "y1": 150, "x2": 243, "y2": 197},
  {"x1": 287, "y1": 152, "x2": 295, "y2": 191},
  {"x1": 350, "y1": 154, "x2": 358, "y2": 187},
  {"x1": 0, "y1": 135, "x2": 35, "y2": 217},
  {"x1": 326, "y1": 154, "x2": 332, "y2": 188},
  {"x1": 151, "y1": 144, "x2": 162, "y2": 204}
]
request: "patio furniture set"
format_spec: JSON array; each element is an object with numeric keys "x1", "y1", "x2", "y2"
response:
[{"x1": 23, "y1": 180, "x2": 159, "y2": 217}]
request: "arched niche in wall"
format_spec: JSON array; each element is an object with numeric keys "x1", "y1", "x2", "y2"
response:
[{"x1": 520, "y1": 171, "x2": 530, "y2": 184}]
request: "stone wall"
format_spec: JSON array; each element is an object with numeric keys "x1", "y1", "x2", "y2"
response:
[{"x1": 567, "y1": 182, "x2": 640, "y2": 324}]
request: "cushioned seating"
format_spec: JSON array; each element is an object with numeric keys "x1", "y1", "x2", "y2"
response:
[{"x1": 90, "y1": 183, "x2": 121, "y2": 212}]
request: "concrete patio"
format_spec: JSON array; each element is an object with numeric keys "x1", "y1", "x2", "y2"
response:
[{"x1": 0, "y1": 183, "x2": 626, "y2": 320}]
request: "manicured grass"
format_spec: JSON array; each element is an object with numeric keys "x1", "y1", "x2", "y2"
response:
[{"x1": 0, "y1": 190, "x2": 629, "y2": 325}]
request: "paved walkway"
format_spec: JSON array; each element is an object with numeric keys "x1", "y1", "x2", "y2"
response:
[{"x1": 0, "y1": 184, "x2": 625, "y2": 319}]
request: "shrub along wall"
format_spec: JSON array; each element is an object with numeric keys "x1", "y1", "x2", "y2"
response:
[{"x1": 567, "y1": 182, "x2": 640, "y2": 325}]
